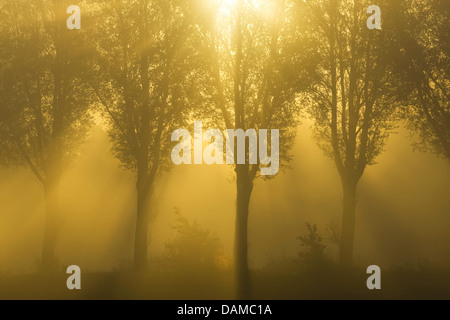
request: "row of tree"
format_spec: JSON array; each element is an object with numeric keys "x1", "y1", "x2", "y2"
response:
[{"x1": 0, "y1": 0, "x2": 448, "y2": 299}]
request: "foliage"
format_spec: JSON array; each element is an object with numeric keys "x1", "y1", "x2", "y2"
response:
[
  {"x1": 0, "y1": 0, "x2": 93, "y2": 181},
  {"x1": 293, "y1": 0, "x2": 399, "y2": 179},
  {"x1": 387, "y1": 0, "x2": 449, "y2": 160},
  {"x1": 291, "y1": 0, "x2": 402, "y2": 265},
  {"x1": 90, "y1": 0, "x2": 208, "y2": 175},
  {"x1": 191, "y1": 0, "x2": 311, "y2": 179},
  {"x1": 164, "y1": 209, "x2": 225, "y2": 272},
  {"x1": 297, "y1": 223, "x2": 329, "y2": 271}
]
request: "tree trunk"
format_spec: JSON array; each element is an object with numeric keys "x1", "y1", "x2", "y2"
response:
[
  {"x1": 40, "y1": 0, "x2": 64, "y2": 273},
  {"x1": 235, "y1": 166, "x2": 253, "y2": 300},
  {"x1": 339, "y1": 177, "x2": 357, "y2": 267},
  {"x1": 134, "y1": 182, "x2": 152, "y2": 272},
  {"x1": 41, "y1": 178, "x2": 60, "y2": 272}
]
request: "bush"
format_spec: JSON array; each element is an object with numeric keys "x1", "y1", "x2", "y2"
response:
[
  {"x1": 297, "y1": 223, "x2": 329, "y2": 272},
  {"x1": 164, "y1": 209, "x2": 226, "y2": 272}
]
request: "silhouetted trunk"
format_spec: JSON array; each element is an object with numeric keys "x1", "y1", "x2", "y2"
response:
[
  {"x1": 134, "y1": 188, "x2": 151, "y2": 272},
  {"x1": 235, "y1": 166, "x2": 253, "y2": 300},
  {"x1": 132, "y1": 0, "x2": 152, "y2": 273},
  {"x1": 40, "y1": 0, "x2": 65, "y2": 273},
  {"x1": 134, "y1": 165, "x2": 153, "y2": 272},
  {"x1": 41, "y1": 172, "x2": 61, "y2": 272},
  {"x1": 339, "y1": 176, "x2": 357, "y2": 267}
]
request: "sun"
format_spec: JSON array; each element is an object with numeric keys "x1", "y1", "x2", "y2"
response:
[
  {"x1": 216, "y1": 0, "x2": 264, "y2": 22},
  {"x1": 221, "y1": 0, "x2": 237, "y2": 5},
  {"x1": 218, "y1": 0, "x2": 263, "y2": 11}
]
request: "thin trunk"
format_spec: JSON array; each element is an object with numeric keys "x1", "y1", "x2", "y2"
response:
[
  {"x1": 134, "y1": 175, "x2": 152, "y2": 272},
  {"x1": 41, "y1": 0, "x2": 64, "y2": 272},
  {"x1": 134, "y1": 0, "x2": 151, "y2": 273},
  {"x1": 339, "y1": 176, "x2": 357, "y2": 267},
  {"x1": 41, "y1": 175, "x2": 60, "y2": 272},
  {"x1": 235, "y1": 166, "x2": 253, "y2": 300},
  {"x1": 232, "y1": 0, "x2": 252, "y2": 300},
  {"x1": 338, "y1": 2, "x2": 360, "y2": 268},
  {"x1": 134, "y1": 193, "x2": 150, "y2": 272},
  {"x1": 329, "y1": 1, "x2": 344, "y2": 177}
]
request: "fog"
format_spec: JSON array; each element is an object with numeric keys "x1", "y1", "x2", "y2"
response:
[
  {"x1": 1, "y1": 122, "x2": 448, "y2": 275},
  {"x1": 1, "y1": 0, "x2": 449, "y2": 299}
]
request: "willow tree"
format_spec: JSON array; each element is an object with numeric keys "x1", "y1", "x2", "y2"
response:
[
  {"x1": 0, "y1": 0, "x2": 92, "y2": 270},
  {"x1": 387, "y1": 0, "x2": 449, "y2": 160},
  {"x1": 90, "y1": 0, "x2": 204, "y2": 271},
  {"x1": 296, "y1": 0, "x2": 397, "y2": 266},
  {"x1": 192, "y1": 0, "x2": 309, "y2": 298}
]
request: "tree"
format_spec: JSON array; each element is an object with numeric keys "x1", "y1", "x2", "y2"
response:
[
  {"x1": 295, "y1": 0, "x2": 397, "y2": 267},
  {"x1": 193, "y1": 0, "x2": 307, "y2": 298},
  {"x1": 90, "y1": 0, "x2": 204, "y2": 271},
  {"x1": 387, "y1": 0, "x2": 449, "y2": 160},
  {"x1": 0, "y1": 0, "x2": 92, "y2": 270}
]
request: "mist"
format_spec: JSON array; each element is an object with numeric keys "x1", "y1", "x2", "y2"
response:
[
  {"x1": 0, "y1": 0, "x2": 449, "y2": 300},
  {"x1": 1, "y1": 122, "x2": 448, "y2": 272}
]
